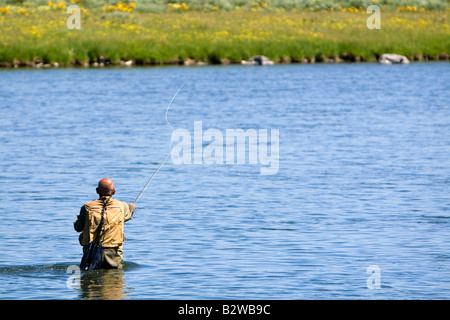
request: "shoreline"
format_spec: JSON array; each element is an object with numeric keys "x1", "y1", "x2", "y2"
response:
[{"x1": 1, "y1": 54, "x2": 449, "y2": 69}]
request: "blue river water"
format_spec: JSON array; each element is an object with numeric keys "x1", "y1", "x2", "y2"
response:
[{"x1": 0, "y1": 62, "x2": 449, "y2": 299}]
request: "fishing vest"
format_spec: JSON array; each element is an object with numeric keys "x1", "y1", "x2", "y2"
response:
[{"x1": 81, "y1": 197, "x2": 127, "y2": 248}]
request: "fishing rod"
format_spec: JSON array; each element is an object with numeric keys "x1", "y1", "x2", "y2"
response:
[{"x1": 134, "y1": 80, "x2": 186, "y2": 204}]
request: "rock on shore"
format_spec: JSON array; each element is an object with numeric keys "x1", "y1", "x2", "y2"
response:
[
  {"x1": 378, "y1": 53, "x2": 410, "y2": 64},
  {"x1": 241, "y1": 55, "x2": 274, "y2": 65}
]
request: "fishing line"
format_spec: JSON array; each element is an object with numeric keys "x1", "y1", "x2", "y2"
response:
[{"x1": 134, "y1": 79, "x2": 187, "y2": 204}]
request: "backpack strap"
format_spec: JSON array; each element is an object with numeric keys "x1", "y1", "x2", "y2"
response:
[{"x1": 94, "y1": 199, "x2": 108, "y2": 241}]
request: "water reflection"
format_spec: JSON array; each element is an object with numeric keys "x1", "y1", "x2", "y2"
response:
[{"x1": 79, "y1": 268, "x2": 127, "y2": 300}]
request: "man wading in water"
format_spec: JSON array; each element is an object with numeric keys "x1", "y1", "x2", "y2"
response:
[{"x1": 74, "y1": 178, "x2": 135, "y2": 269}]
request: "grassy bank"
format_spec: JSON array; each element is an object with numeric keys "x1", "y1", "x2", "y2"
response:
[
  {"x1": 0, "y1": 1, "x2": 449, "y2": 67},
  {"x1": 2, "y1": 0, "x2": 450, "y2": 12}
]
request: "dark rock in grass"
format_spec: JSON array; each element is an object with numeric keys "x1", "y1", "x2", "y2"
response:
[{"x1": 241, "y1": 55, "x2": 274, "y2": 65}]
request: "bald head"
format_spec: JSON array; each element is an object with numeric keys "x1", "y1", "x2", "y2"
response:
[{"x1": 96, "y1": 178, "x2": 116, "y2": 196}]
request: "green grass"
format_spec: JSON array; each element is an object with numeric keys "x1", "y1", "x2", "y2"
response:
[
  {"x1": 4, "y1": 0, "x2": 450, "y2": 11},
  {"x1": 0, "y1": 2, "x2": 449, "y2": 67}
]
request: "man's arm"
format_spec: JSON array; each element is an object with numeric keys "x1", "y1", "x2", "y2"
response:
[
  {"x1": 124, "y1": 202, "x2": 135, "y2": 222},
  {"x1": 74, "y1": 205, "x2": 87, "y2": 232}
]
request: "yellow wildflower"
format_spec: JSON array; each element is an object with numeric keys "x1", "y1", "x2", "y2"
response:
[
  {"x1": 0, "y1": 6, "x2": 11, "y2": 14},
  {"x1": 18, "y1": 8, "x2": 29, "y2": 15}
]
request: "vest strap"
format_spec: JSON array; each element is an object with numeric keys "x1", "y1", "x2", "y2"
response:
[{"x1": 94, "y1": 199, "x2": 108, "y2": 241}]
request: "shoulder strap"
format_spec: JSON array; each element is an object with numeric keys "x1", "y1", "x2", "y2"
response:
[{"x1": 94, "y1": 199, "x2": 108, "y2": 241}]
